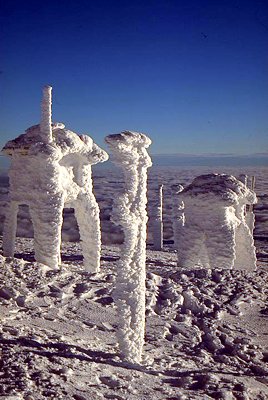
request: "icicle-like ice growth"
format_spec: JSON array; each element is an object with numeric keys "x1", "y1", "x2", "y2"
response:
[
  {"x1": 69, "y1": 137, "x2": 108, "y2": 272},
  {"x1": 152, "y1": 184, "x2": 163, "y2": 250},
  {"x1": 171, "y1": 184, "x2": 184, "y2": 250},
  {"x1": 40, "y1": 85, "x2": 53, "y2": 143},
  {"x1": 234, "y1": 176, "x2": 257, "y2": 270},
  {"x1": 105, "y1": 131, "x2": 152, "y2": 364},
  {"x1": 176, "y1": 174, "x2": 257, "y2": 270},
  {"x1": 2, "y1": 86, "x2": 108, "y2": 270}
]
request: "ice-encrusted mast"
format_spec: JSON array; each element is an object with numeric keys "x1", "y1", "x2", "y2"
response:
[
  {"x1": 173, "y1": 174, "x2": 257, "y2": 270},
  {"x1": 105, "y1": 131, "x2": 152, "y2": 364},
  {"x1": 171, "y1": 184, "x2": 184, "y2": 250},
  {"x1": 40, "y1": 85, "x2": 53, "y2": 143},
  {"x1": 2, "y1": 86, "x2": 108, "y2": 271}
]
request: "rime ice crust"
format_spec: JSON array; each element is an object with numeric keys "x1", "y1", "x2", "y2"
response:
[
  {"x1": 2, "y1": 86, "x2": 108, "y2": 271},
  {"x1": 105, "y1": 131, "x2": 152, "y2": 364},
  {"x1": 40, "y1": 85, "x2": 53, "y2": 143},
  {"x1": 151, "y1": 185, "x2": 163, "y2": 250},
  {"x1": 173, "y1": 174, "x2": 257, "y2": 270},
  {"x1": 171, "y1": 184, "x2": 184, "y2": 251}
]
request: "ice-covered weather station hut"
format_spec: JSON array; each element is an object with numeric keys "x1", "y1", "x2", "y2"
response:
[{"x1": 2, "y1": 86, "x2": 108, "y2": 271}]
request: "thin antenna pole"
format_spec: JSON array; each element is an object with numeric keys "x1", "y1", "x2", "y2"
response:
[{"x1": 40, "y1": 85, "x2": 52, "y2": 143}]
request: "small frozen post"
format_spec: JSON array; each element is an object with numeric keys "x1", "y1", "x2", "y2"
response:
[
  {"x1": 246, "y1": 176, "x2": 256, "y2": 234},
  {"x1": 237, "y1": 175, "x2": 248, "y2": 219},
  {"x1": 238, "y1": 174, "x2": 248, "y2": 186},
  {"x1": 152, "y1": 184, "x2": 163, "y2": 250},
  {"x1": 171, "y1": 184, "x2": 184, "y2": 250},
  {"x1": 105, "y1": 131, "x2": 152, "y2": 364}
]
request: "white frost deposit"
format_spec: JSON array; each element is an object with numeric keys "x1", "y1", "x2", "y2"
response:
[
  {"x1": 171, "y1": 184, "x2": 184, "y2": 250},
  {"x1": 152, "y1": 184, "x2": 163, "y2": 250},
  {"x1": 105, "y1": 131, "x2": 152, "y2": 364},
  {"x1": 173, "y1": 174, "x2": 257, "y2": 270},
  {"x1": 2, "y1": 86, "x2": 108, "y2": 271}
]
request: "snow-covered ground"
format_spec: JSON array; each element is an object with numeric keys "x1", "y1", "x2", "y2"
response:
[{"x1": 0, "y1": 165, "x2": 267, "y2": 399}]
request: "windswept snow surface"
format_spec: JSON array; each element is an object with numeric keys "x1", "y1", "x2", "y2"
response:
[{"x1": 0, "y1": 238, "x2": 267, "y2": 399}]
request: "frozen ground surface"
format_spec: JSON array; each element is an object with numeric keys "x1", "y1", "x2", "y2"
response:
[
  {"x1": 0, "y1": 165, "x2": 267, "y2": 399},
  {"x1": 0, "y1": 238, "x2": 267, "y2": 400}
]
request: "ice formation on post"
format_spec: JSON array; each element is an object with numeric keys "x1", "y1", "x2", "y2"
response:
[
  {"x1": 105, "y1": 131, "x2": 152, "y2": 363},
  {"x1": 171, "y1": 184, "x2": 184, "y2": 249},
  {"x1": 2, "y1": 86, "x2": 108, "y2": 271},
  {"x1": 174, "y1": 174, "x2": 257, "y2": 270},
  {"x1": 152, "y1": 184, "x2": 163, "y2": 250},
  {"x1": 246, "y1": 176, "x2": 256, "y2": 234},
  {"x1": 40, "y1": 85, "x2": 53, "y2": 143},
  {"x1": 238, "y1": 174, "x2": 248, "y2": 186}
]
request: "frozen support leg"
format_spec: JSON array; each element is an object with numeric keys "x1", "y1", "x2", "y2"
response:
[
  {"x1": 29, "y1": 195, "x2": 64, "y2": 269},
  {"x1": 115, "y1": 217, "x2": 147, "y2": 363},
  {"x1": 234, "y1": 222, "x2": 256, "y2": 270},
  {"x1": 73, "y1": 194, "x2": 101, "y2": 273},
  {"x1": 3, "y1": 201, "x2": 19, "y2": 257},
  {"x1": 114, "y1": 160, "x2": 150, "y2": 363}
]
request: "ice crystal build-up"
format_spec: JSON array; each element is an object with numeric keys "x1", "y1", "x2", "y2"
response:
[
  {"x1": 105, "y1": 131, "x2": 152, "y2": 363},
  {"x1": 2, "y1": 86, "x2": 108, "y2": 271},
  {"x1": 151, "y1": 184, "x2": 164, "y2": 251},
  {"x1": 173, "y1": 174, "x2": 257, "y2": 270}
]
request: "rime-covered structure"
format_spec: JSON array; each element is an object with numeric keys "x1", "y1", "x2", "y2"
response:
[
  {"x1": 2, "y1": 86, "x2": 108, "y2": 271},
  {"x1": 173, "y1": 174, "x2": 257, "y2": 270},
  {"x1": 171, "y1": 184, "x2": 184, "y2": 250},
  {"x1": 105, "y1": 131, "x2": 152, "y2": 363},
  {"x1": 152, "y1": 184, "x2": 163, "y2": 250}
]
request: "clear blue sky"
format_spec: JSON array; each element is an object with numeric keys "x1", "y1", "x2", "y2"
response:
[{"x1": 1, "y1": 0, "x2": 267, "y2": 155}]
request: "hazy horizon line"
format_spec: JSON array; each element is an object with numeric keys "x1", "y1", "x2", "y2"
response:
[{"x1": 151, "y1": 152, "x2": 268, "y2": 157}]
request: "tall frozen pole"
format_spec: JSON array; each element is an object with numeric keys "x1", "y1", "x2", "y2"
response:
[
  {"x1": 40, "y1": 85, "x2": 53, "y2": 143},
  {"x1": 152, "y1": 184, "x2": 163, "y2": 250},
  {"x1": 105, "y1": 131, "x2": 152, "y2": 364}
]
